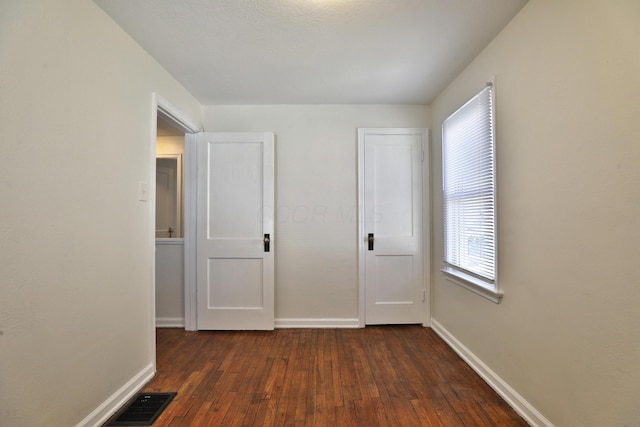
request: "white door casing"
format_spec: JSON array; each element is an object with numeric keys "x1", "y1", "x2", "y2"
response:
[
  {"x1": 358, "y1": 128, "x2": 428, "y2": 325},
  {"x1": 196, "y1": 132, "x2": 275, "y2": 330}
]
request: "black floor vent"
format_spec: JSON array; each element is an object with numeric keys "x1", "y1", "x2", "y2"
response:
[{"x1": 107, "y1": 392, "x2": 176, "y2": 426}]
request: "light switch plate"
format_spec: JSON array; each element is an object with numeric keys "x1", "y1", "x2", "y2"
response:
[{"x1": 138, "y1": 181, "x2": 149, "y2": 201}]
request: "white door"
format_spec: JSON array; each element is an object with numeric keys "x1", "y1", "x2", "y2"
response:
[
  {"x1": 156, "y1": 163, "x2": 176, "y2": 238},
  {"x1": 359, "y1": 128, "x2": 427, "y2": 325},
  {"x1": 196, "y1": 132, "x2": 275, "y2": 330},
  {"x1": 155, "y1": 155, "x2": 182, "y2": 238}
]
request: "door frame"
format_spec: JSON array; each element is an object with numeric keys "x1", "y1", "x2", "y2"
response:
[
  {"x1": 150, "y1": 93, "x2": 201, "y2": 340},
  {"x1": 357, "y1": 128, "x2": 431, "y2": 328}
]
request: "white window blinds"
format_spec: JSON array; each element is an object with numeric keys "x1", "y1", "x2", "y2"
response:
[{"x1": 442, "y1": 83, "x2": 496, "y2": 287}]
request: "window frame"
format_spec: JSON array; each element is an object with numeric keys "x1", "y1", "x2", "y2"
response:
[{"x1": 441, "y1": 79, "x2": 502, "y2": 303}]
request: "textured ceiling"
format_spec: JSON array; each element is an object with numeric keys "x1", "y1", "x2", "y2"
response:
[{"x1": 93, "y1": 0, "x2": 528, "y2": 105}]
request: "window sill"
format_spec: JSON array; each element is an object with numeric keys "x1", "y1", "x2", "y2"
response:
[{"x1": 441, "y1": 267, "x2": 503, "y2": 304}]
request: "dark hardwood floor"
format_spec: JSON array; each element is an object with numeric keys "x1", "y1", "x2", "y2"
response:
[{"x1": 140, "y1": 326, "x2": 527, "y2": 426}]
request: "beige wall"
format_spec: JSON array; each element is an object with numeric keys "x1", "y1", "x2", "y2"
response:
[
  {"x1": 156, "y1": 135, "x2": 185, "y2": 157},
  {"x1": 0, "y1": 1, "x2": 200, "y2": 426},
  {"x1": 155, "y1": 242, "x2": 185, "y2": 323},
  {"x1": 202, "y1": 105, "x2": 431, "y2": 321},
  {"x1": 430, "y1": 0, "x2": 640, "y2": 425}
]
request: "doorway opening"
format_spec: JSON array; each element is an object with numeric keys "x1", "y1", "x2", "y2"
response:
[
  {"x1": 154, "y1": 114, "x2": 186, "y2": 329},
  {"x1": 156, "y1": 115, "x2": 184, "y2": 239},
  {"x1": 150, "y1": 94, "x2": 200, "y2": 358}
]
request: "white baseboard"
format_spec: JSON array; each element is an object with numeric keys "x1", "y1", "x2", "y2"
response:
[
  {"x1": 156, "y1": 317, "x2": 185, "y2": 328},
  {"x1": 430, "y1": 319, "x2": 553, "y2": 427},
  {"x1": 275, "y1": 318, "x2": 360, "y2": 328},
  {"x1": 75, "y1": 363, "x2": 155, "y2": 427}
]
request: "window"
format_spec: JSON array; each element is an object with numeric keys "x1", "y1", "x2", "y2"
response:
[{"x1": 442, "y1": 81, "x2": 501, "y2": 302}]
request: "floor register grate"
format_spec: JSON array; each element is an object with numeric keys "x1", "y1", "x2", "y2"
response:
[{"x1": 107, "y1": 392, "x2": 176, "y2": 426}]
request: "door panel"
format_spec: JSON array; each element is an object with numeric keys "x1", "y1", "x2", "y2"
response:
[
  {"x1": 207, "y1": 142, "x2": 263, "y2": 239},
  {"x1": 196, "y1": 132, "x2": 274, "y2": 330},
  {"x1": 156, "y1": 161, "x2": 177, "y2": 238},
  {"x1": 375, "y1": 255, "x2": 414, "y2": 303},
  {"x1": 207, "y1": 258, "x2": 263, "y2": 308},
  {"x1": 373, "y1": 143, "x2": 414, "y2": 237},
  {"x1": 360, "y1": 128, "x2": 426, "y2": 325}
]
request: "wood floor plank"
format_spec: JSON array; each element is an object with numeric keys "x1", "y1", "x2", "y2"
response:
[
  {"x1": 189, "y1": 401, "x2": 213, "y2": 427},
  {"x1": 125, "y1": 326, "x2": 528, "y2": 427},
  {"x1": 410, "y1": 399, "x2": 443, "y2": 427}
]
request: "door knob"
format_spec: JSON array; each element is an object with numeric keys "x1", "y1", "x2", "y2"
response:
[
  {"x1": 368, "y1": 233, "x2": 374, "y2": 251},
  {"x1": 264, "y1": 234, "x2": 270, "y2": 252}
]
